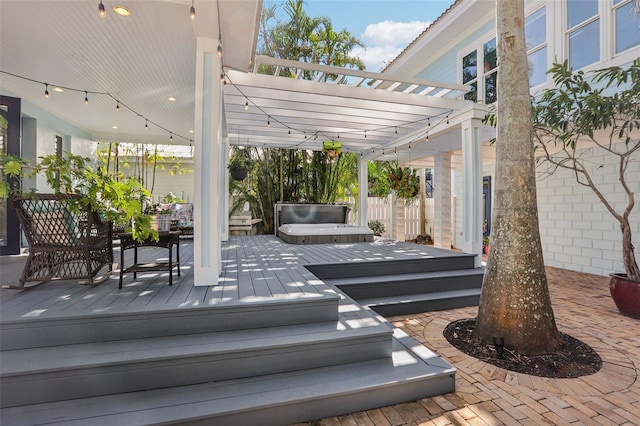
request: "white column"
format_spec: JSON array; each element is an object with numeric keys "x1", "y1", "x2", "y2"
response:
[
  {"x1": 391, "y1": 191, "x2": 405, "y2": 241},
  {"x1": 434, "y1": 153, "x2": 453, "y2": 249},
  {"x1": 461, "y1": 118, "x2": 483, "y2": 265},
  {"x1": 193, "y1": 36, "x2": 223, "y2": 285},
  {"x1": 357, "y1": 156, "x2": 368, "y2": 226},
  {"x1": 220, "y1": 136, "x2": 229, "y2": 242}
]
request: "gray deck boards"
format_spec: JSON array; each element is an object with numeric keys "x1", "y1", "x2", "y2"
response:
[{"x1": 1, "y1": 235, "x2": 469, "y2": 323}]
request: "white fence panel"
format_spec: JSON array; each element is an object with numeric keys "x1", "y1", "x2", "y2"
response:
[{"x1": 348, "y1": 196, "x2": 435, "y2": 240}]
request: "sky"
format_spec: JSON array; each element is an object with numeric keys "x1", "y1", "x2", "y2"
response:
[{"x1": 266, "y1": 0, "x2": 456, "y2": 72}]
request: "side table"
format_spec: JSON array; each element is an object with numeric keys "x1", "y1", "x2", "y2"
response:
[{"x1": 118, "y1": 231, "x2": 181, "y2": 289}]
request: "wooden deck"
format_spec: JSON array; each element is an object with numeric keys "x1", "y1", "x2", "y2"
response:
[
  {"x1": 0, "y1": 235, "x2": 471, "y2": 322},
  {"x1": 0, "y1": 235, "x2": 476, "y2": 424}
]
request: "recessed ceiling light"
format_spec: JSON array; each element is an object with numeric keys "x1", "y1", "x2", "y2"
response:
[
  {"x1": 114, "y1": 6, "x2": 131, "y2": 16},
  {"x1": 189, "y1": 130, "x2": 194, "y2": 134},
  {"x1": 112, "y1": 125, "x2": 119, "y2": 129},
  {"x1": 168, "y1": 97, "x2": 177, "y2": 102},
  {"x1": 53, "y1": 87, "x2": 64, "y2": 93}
]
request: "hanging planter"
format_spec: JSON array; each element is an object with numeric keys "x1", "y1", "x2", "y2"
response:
[
  {"x1": 229, "y1": 164, "x2": 248, "y2": 181},
  {"x1": 228, "y1": 147, "x2": 253, "y2": 181},
  {"x1": 386, "y1": 162, "x2": 419, "y2": 201}
]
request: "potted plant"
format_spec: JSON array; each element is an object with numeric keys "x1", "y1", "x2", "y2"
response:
[
  {"x1": 368, "y1": 219, "x2": 386, "y2": 237},
  {"x1": 2, "y1": 151, "x2": 158, "y2": 243},
  {"x1": 532, "y1": 59, "x2": 640, "y2": 318},
  {"x1": 483, "y1": 235, "x2": 490, "y2": 254},
  {"x1": 228, "y1": 146, "x2": 253, "y2": 181}
]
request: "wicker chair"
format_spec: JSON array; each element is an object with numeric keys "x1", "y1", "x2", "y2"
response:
[{"x1": 9, "y1": 193, "x2": 113, "y2": 288}]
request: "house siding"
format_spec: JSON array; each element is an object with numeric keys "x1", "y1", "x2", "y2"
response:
[{"x1": 536, "y1": 142, "x2": 640, "y2": 276}]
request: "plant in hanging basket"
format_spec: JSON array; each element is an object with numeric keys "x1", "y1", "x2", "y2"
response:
[
  {"x1": 385, "y1": 161, "x2": 419, "y2": 201},
  {"x1": 228, "y1": 146, "x2": 253, "y2": 181}
]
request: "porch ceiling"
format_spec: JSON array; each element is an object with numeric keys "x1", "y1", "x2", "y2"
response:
[
  {"x1": 1, "y1": 0, "x2": 475, "y2": 164},
  {"x1": 0, "y1": 0, "x2": 260, "y2": 145}
]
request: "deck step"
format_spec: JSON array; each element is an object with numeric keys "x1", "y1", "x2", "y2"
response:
[
  {"x1": 360, "y1": 288, "x2": 482, "y2": 316},
  {"x1": 0, "y1": 319, "x2": 393, "y2": 408},
  {"x1": 327, "y1": 268, "x2": 484, "y2": 300},
  {"x1": 0, "y1": 333, "x2": 455, "y2": 425},
  {"x1": 0, "y1": 293, "x2": 340, "y2": 350},
  {"x1": 306, "y1": 254, "x2": 477, "y2": 280}
]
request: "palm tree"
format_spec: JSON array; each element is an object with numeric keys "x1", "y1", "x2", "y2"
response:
[{"x1": 475, "y1": 0, "x2": 559, "y2": 354}]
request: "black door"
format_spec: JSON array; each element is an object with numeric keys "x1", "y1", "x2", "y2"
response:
[{"x1": 1, "y1": 96, "x2": 22, "y2": 255}]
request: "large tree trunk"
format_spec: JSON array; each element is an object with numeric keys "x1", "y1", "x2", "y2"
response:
[{"x1": 475, "y1": 0, "x2": 559, "y2": 354}]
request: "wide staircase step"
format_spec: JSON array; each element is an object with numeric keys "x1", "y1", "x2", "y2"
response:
[
  {"x1": 1, "y1": 320, "x2": 392, "y2": 408},
  {"x1": 360, "y1": 288, "x2": 482, "y2": 316},
  {"x1": 326, "y1": 268, "x2": 485, "y2": 300},
  {"x1": 0, "y1": 332, "x2": 455, "y2": 426},
  {"x1": 0, "y1": 293, "x2": 340, "y2": 350},
  {"x1": 306, "y1": 254, "x2": 477, "y2": 279}
]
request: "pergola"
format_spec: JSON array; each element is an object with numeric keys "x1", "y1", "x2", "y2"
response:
[{"x1": 0, "y1": 0, "x2": 489, "y2": 285}]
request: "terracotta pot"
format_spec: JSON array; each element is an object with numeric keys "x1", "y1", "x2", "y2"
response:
[{"x1": 609, "y1": 273, "x2": 640, "y2": 319}]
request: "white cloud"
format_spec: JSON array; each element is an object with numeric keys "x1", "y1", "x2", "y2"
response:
[{"x1": 356, "y1": 20, "x2": 431, "y2": 71}]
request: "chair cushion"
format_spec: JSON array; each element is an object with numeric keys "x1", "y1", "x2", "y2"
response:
[{"x1": 174, "y1": 203, "x2": 194, "y2": 226}]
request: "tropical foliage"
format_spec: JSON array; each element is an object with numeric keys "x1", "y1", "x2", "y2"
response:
[
  {"x1": 258, "y1": 0, "x2": 364, "y2": 79},
  {"x1": 2, "y1": 151, "x2": 157, "y2": 242}
]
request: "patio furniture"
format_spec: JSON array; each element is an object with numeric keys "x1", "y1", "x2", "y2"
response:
[
  {"x1": 158, "y1": 202, "x2": 194, "y2": 236},
  {"x1": 118, "y1": 230, "x2": 181, "y2": 288},
  {"x1": 7, "y1": 193, "x2": 113, "y2": 289}
]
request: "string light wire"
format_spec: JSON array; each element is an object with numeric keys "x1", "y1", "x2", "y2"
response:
[{"x1": 0, "y1": 70, "x2": 192, "y2": 143}]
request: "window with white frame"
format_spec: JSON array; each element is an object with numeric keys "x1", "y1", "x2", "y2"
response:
[
  {"x1": 460, "y1": 38, "x2": 497, "y2": 104},
  {"x1": 614, "y1": 0, "x2": 640, "y2": 54},
  {"x1": 566, "y1": 0, "x2": 600, "y2": 70},
  {"x1": 462, "y1": 50, "x2": 477, "y2": 102},
  {"x1": 483, "y1": 38, "x2": 497, "y2": 104},
  {"x1": 526, "y1": 6, "x2": 547, "y2": 87}
]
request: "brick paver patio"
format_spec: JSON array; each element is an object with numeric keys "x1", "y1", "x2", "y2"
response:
[{"x1": 298, "y1": 267, "x2": 640, "y2": 425}]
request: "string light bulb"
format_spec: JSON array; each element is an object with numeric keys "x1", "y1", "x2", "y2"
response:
[
  {"x1": 364, "y1": 130, "x2": 367, "y2": 139},
  {"x1": 244, "y1": 101, "x2": 249, "y2": 110},
  {"x1": 428, "y1": 117, "x2": 431, "y2": 127},
  {"x1": 145, "y1": 119, "x2": 148, "y2": 129},
  {"x1": 170, "y1": 133, "x2": 173, "y2": 142},
  {"x1": 446, "y1": 115, "x2": 450, "y2": 125},
  {"x1": 395, "y1": 126, "x2": 397, "y2": 134},
  {"x1": 44, "y1": 84, "x2": 49, "y2": 98},
  {"x1": 217, "y1": 44, "x2": 223, "y2": 57},
  {"x1": 98, "y1": 1, "x2": 106, "y2": 17},
  {"x1": 190, "y1": 0, "x2": 196, "y2": 20},
  {"x1": 116, "y1": 101, "x2": 120, "y2": 112},
  {"x1": 84, "y1": 91, "x2": 89, "y2": 104},
  {"x1": 220, "y1": 73, "x2": 224, "y2": 84},
  {"x1": 267, "y1": 117, "x2": 271, "y2": 127}
]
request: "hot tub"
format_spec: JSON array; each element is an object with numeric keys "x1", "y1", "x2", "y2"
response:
[{"x1": 278, "y1": 223, "x2": 374, "y2": 244}]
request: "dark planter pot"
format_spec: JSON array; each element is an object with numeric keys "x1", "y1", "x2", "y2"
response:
[
  {"x1": 609, "y1": 273, "x2": 640, "y2": 319},
  {"x1": 229, "y1": 166, "x2": 248, "y2": 181}
]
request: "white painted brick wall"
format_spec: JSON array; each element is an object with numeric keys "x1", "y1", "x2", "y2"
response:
[{"x1": 537, "y1": 142, "x2": 639, "y2": 276}]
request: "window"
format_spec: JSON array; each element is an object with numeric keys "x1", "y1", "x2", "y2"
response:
[
  {"x1": 483, "y1": 38, "x2": 497, "y2": 104},
  {"x1": 566, "y1": 0, "x2": 600, "y2": 70},
  {"x1": 526, "y1": 6, "x2": 547, "y2": 87},
  {"x1": 460, "y1": 39, "x2": 496, "y2": 104},
  {"x1": 614, "y1": 0, "x2": 640, "y2": 54},
  {"x1": 462, "y1": 50, "x2": 477, "y2": 102}
]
